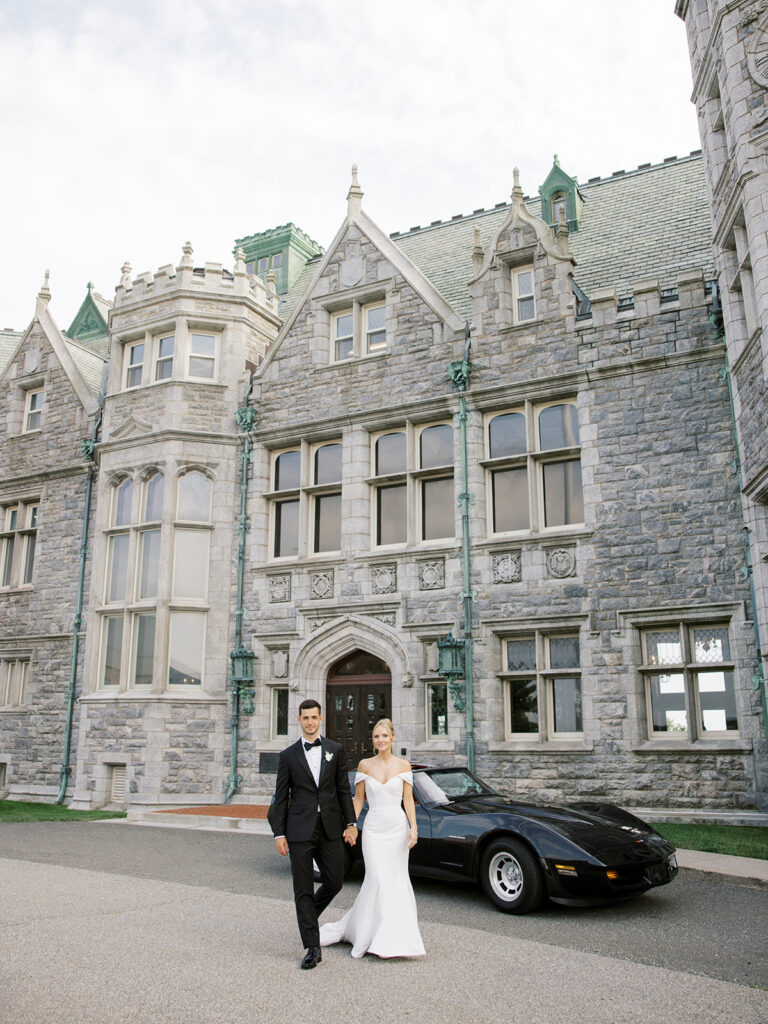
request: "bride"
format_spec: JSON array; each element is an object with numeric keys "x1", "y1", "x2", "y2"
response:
[{"x1": 319, "y1": 718, "x2": 426, "y2": 959}]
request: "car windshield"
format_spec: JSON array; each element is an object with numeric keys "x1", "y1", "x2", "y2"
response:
[{"x1": 413, "y1": 769, "x2": 494, "y2": 805}]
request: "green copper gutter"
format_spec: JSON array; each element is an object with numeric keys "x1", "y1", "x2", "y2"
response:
[
  {"x1": 225, "y1": 378, "x2": 258, "y2": 803},
  {"x1": 448, "y1": 328, "x2": 477, "y2": 772},
  {"x1": 56, "y1": 408, "x2": 101, "y2": 804}
]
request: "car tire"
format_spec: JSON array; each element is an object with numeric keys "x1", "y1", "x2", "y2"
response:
[{"x1": 480, "y1": 837, "x2": 544, "y2": 914}]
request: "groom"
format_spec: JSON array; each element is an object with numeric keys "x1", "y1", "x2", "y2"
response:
[{"x1": 272, "y1": 698, "x2": 358, "y2": 969}]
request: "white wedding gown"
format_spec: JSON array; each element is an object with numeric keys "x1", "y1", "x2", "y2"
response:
[{"x1": 319, "y1": 770, "x2": 426, "y2": 958}]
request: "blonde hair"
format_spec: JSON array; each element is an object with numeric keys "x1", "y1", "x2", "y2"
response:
[{"x1": 372, "y1": 718, "x2": 395, "y2": 740}]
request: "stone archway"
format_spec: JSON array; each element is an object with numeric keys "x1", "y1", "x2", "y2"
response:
[{"x1": 290, "y1": 615, "x2": 414, "y2": 751}]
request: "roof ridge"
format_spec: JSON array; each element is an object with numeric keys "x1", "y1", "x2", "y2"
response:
[{"x1": 389, "y1": 151, "x2": 704, "y2": 240}]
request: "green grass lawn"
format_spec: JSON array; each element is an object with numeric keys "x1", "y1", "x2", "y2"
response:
[
  {"x1": 0, "y1": 800, "x2": 126, "y2": 823},
  {"x1": 650, "y1": 822, "x2": 768, "y2": 860}
]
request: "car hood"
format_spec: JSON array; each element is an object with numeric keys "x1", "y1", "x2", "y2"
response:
[{"x1": 433, "y1": 794, "x2": 673, "y2": 857}]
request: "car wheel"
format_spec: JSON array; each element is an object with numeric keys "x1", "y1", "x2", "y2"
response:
[{"x1": 480, "y1": 838, "x2": 544, "y2": 914}]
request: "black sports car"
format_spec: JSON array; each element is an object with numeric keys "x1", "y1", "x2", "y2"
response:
[{"x1": 270, "y1": 765, "x2": 678, "y2": 914}]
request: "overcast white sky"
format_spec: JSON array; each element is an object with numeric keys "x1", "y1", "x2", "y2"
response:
[{"x1": 0, "y1": 0, "x2": 701, "y2": 332}]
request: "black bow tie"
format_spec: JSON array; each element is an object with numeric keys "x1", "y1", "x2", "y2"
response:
[{"x1": 304, "y1": 739, "x2": 321, "y2": 750}]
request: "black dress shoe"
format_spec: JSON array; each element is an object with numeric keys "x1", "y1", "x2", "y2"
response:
[{"x1": 301, "y1": 946, "x2": 322, "y2": 969}]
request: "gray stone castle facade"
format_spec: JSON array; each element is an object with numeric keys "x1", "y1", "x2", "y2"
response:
[{"x1": 2, "y1": 12, "x2": 767, "y2": 811}]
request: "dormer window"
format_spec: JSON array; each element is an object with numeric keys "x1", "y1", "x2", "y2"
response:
[
  {"x1": 552, "y1": 192, "x2": 568, "y2": 225},
  {"x1": 538, "y1": 157, "x2": 584, "y2": 232},
  {"x1": 330, "y1": 298, "x2": 387, "y2": 362}
]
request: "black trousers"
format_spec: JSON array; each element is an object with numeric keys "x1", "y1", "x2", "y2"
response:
[{"x1": 288, "y1": 814, "x2": 345, "y2": 948}]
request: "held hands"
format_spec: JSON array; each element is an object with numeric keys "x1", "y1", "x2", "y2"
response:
[
  {"x1": 408, "y1": 828, "x2": 418, "y2": 850},
  {"x1": 343, "y1": 824, "x2": 358, "y2": 847}
]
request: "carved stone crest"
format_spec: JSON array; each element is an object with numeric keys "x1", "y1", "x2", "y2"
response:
[
  {"x1": 371, "y1": 563, "x2": 397, "y2": 594},
  {"x1": 424, "y1": 641, "x2": 440, "y2": 673},
  {"x1": 418, "y1": 560, "x2": 445, "y2": 590},
  {"x1": 272, "y1": 650, "x2": 289, "y2": 678},
  {"x1": 268, "y1": 574, "x2": 291, "y2": 603},
  {"x1": 310, "y1": 571, "x2": 334, "y2": 600},
  {"x1": 546, "y1": 547, "x2": 576, "y2": 578},
  {"x1": 493, "y1": 551, "x2": 521, "y2": 584},
  {"x1": 340, "y1": 237, "x2": 363, "y2": 288}
]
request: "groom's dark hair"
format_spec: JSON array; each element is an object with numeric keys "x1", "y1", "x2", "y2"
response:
[{"x1": 298, "y1": 698, "x2": 322, "y2": 713}]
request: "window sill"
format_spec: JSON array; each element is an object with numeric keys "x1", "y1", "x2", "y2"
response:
[
  {"x1": 489, "y1": 739, "x2": 593, "y2": 753},
  {"x1": 499, "y1": 319, "x2": 543, "y2": 334},
  {"x1": 634, "y1": 738, "x2": 751, "y2": 753},
  {"x1": 81, "y1": 691, "x2": 227, "y2": 703},
  {"x1": 119, "y1": 378, "x2": 225, "y2": 395},
  {"x1": 0, "y1": 585, "x2": 33, "y2": 595},
  {"x1": 476, "y1": 528, "x2": 593, "y2": 550},
  {"x1": 0, "y1": 706, "x2": 29, "y2": 714},
  {"x1": 325, "y1": 351, "x2": 388, "y2": 370}
]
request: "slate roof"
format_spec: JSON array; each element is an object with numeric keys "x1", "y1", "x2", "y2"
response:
[
  {"x1": 64, "y1": 336, "x2": 108, "y2": 398},
  {"x1": 279, "y1": 152, "x2": 714, "y2": 324},
  {"x1": 0, "y1": 329, "x2": 22, "y2": 377}
]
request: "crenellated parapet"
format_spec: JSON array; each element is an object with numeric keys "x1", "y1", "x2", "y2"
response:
[{"x1": 112, "y1": 242, "x2": 280, "y2": 317}]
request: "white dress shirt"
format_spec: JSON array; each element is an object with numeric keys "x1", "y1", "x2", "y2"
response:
[{"x1": 303, "y1": 736, "x2": 323, "y2": 787}]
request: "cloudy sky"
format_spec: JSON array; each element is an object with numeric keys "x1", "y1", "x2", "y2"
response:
[{"x1": 0, "y1": 0, "x2": 700, "y2": 332}]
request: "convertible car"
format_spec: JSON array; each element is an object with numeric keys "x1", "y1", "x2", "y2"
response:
[{"x1": 270, "y1": 765, "x2": 678, "y2": 915}]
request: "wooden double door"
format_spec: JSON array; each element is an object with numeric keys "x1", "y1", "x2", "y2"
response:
[{"x1": 326, "y1": 650, "x2": 392, "y2": 761}]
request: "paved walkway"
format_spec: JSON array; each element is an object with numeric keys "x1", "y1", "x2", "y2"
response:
[{"x1": 3, "y1": 855, "x2": 767, "y2": 1024}]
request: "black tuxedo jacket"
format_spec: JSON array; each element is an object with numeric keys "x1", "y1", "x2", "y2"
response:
[{"x1": 272, "y1": 737, "x2": 355, "y2": 842}]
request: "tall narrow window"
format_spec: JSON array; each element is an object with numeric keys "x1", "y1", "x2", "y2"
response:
[
  {"x1": 168, "y1": 611, "x2": 205, "y2": 686},
  {"x1": 313, "y1": 443, "x2": 342, "y2": 552},
  {"x1": 272, "y1": 450, "x2": 301, "y2": 558},
  {"x1": 333, "y1": 311, "x2": 354, "y2": 361},
  {"x1": 1, "y1": 507, "x2": 18, "y2": 588},
  {"x1": 272, "y1": 686, "x2": 289, "y2": 738},
  {"x1": 155, "y1": 335, "x2": 175, "y2": 380},
  {"x1": 125, "y1": 343, "x2": 144, "y2": 388},
  {"x1": 365, "y1": 304, "x2": 387, "y2": 353},
  {"x1": 539, "y1": 404, "x2": 583, "y2": 527},
  {"x1": 488, "y1": 412, "x2": 529, "y2": 532},
  {"x1": 101, "y1": 617, "x2": 123, "y2": 688},
  {"x1": 177, "y1": 470, "x2": 211, "y2": 522},
  {"x1": 419, "y1": 424, "x2": 454, "y2": 541},
  {"x1": 24, "y1": 389, "x2": 43, "y2": 432},
  {"x1": 426, "y1": 682, "x2": 448, "y2": 738},
  {"x1": 21, "y1": 505, "x2": 38, "y2": 584},
  {"x1": 372, "y1": 431, "x2": 407, "y2": 546},
  {"x1": 512, "y1": 267, "x2": 536, "y2": 323}
]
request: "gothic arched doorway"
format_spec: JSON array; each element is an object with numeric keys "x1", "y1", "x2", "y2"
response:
[{"x1": 326, "y1": 649, "x2": 392, "y2": 760}]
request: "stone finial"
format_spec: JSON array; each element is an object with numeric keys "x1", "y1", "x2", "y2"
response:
[
  {"x1": 266, "y1": 268, "x2": 277, "y2": 296},
  {"x1": 234, "y1": 246, "x2": 246, "y2": 276},
  {"x1": 179, "y1": 241, "x2": 194, "y2": 271},
  {"x1": 347, "y1": 162, "x2": 364, "y2": 218},
  {"x1": 472, "y1": 226, "x2": 485, "y2": 273},
  {"x1": 554, "y1": 153, "x2": 560, "y2": 167},
  {"x1": 36, "y1": 269, "x2": 51, "y2": 314},
  {"x1": 512, "y1": 167, "x2": 524, "y2": 205},
  {"x1": 120, "y1": 262, "x2": 132, "y2": 289}
]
